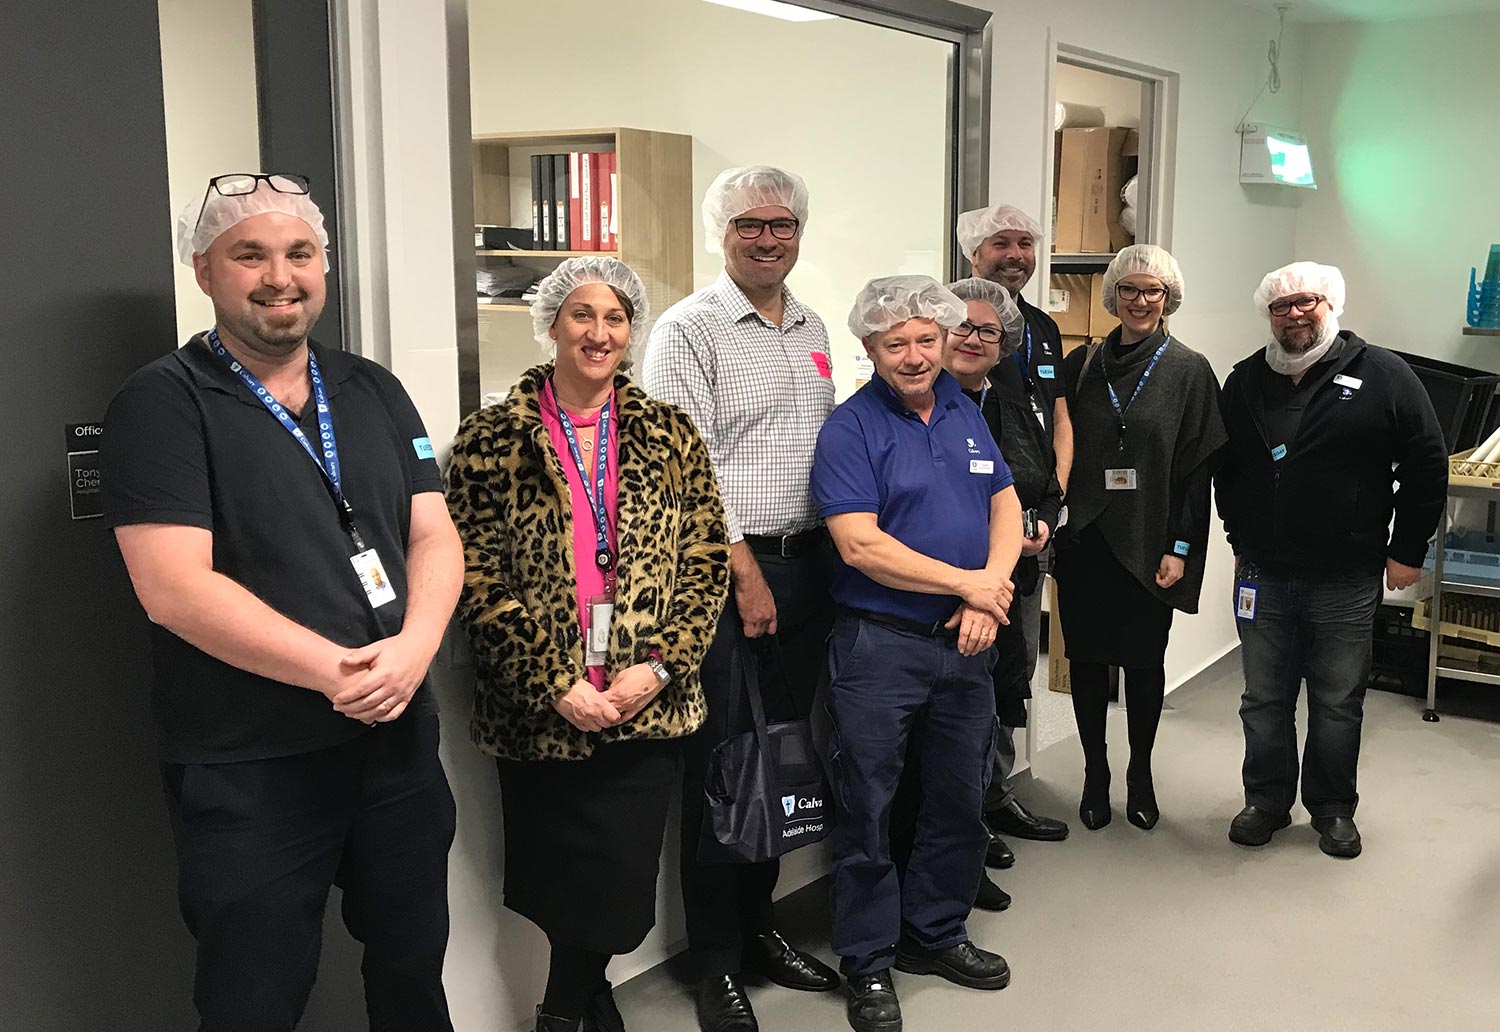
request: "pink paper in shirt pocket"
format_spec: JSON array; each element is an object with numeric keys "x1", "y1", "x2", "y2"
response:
[{"x1": 810, "y1": 352, "x2": 832, "y2": 378}]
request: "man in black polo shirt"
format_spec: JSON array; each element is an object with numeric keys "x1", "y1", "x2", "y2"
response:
[
  {"x1": 1216, "y1": 261, "x2": 1446, "y2": 859},
  {"x1": 954, "y1": 203, "x2": 1072, "y2": 854},
  {"x1": 101, "y1": 174, "x2": 464, "y2": 1029}
]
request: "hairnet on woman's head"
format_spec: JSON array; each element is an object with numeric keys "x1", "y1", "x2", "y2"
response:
[
  {"x1": 946, "y1": 277, "x2": 1025, "y2": 351},
  {"x1": 176, "y1": 177, "x2": 331, "y2": 271},
  {"x1": 531, "y1": 257, "x2": 650, "y2": 347},
  {"x1": 956, "y1": 205, "x2": 1043, "y2": 261},
  {"x1": 702, "y1": 165, "x2": 809, "y2": 253},
  {"x1": 1253, "y1": 261, "x2": 1346, "y2": 319},
  {"x1": 848, "y1": 276, "x2": 967, "y2": 340},
  {"x1": 1102, "y1": 244, "x2": 1185, "y2": 316}
]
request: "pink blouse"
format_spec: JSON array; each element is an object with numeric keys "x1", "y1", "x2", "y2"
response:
[{"x1": 538, "y1": 380, "x2": 620, "y2": 691}]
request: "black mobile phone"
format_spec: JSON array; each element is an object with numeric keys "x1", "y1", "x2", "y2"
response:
[{"x1": 1022, "y1": 508, "x2": 1038, "y2": 539}]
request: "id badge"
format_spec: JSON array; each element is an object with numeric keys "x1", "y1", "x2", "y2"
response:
[
  {"x1": 1104, "y1": 468, "x2": 1138, "y2": 490},
  {"x1": 584, "y1": 587, "x2": 615, "y2": 667},
  {"x1": 350, "y1": 548, "x2": 397, "y2": 609},
  {"x1": 1236, "y1": 582, "x2": 1258, "y2": 621}
]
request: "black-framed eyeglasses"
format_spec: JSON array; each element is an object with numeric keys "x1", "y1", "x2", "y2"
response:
[
  {"x1": 192, "y1": 173, "x2": 311, "y2": 234},
  {"x1": 1115, "y1": 284, "x2": 1168, "y2": 303},
  {"x1": 731, "y1": 216, "x2": 800, "y2": 241},
  {"x1": 1268, "y1": 294, "x2": 1326, "y2": 317},
  {"x1": 951, "y1": 320, "x2": 1004, "y2": 345}
]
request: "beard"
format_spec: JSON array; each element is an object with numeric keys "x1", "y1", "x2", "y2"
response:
[
  {"x1": 217, "y1": 295, "x2": 322, "y2": 358},
  {"x1": 1274, "y1": 316, "x2": 1332, "y2": 354},
  {"x1": 1265, "y1": 314, "x2": 1341, "y2": 376}
]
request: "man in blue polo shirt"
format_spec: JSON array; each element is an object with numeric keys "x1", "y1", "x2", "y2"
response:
[{"x1": 812, "y1": 276, "x2": 1023, "y2": 1032}]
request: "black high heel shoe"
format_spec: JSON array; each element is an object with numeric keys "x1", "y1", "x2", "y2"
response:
[
  {"x1": 1126, "y1": 770, "x2": 1159, "y2": 830},
  {"x1": 1078, "y1": 771, "x2": 1111, "y2": 830}
]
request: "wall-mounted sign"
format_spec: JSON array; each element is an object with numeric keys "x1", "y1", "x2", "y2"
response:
[{"x1": 66, "y1": 422, "x2": 104, "y2": 520}]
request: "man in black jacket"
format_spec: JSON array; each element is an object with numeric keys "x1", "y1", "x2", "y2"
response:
[
  {"x1": 955, "y1": 204, "x2": 1072, "y2": 855},
  {"x1": 1216, "y1": 262, "x2": 1447, "y2": 859}
]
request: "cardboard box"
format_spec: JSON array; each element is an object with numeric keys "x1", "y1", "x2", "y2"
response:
[
  {"x1": 1048, "y1": 273, "x2": 1093, "y2": 336},
  {"x1": 1054, "y1": 127, "x2": 1131, "y2": 254},
  {"x1": 1047, "y1": 577, "x2": 1070, "y2": 694},
  {"x1": 1089, "y1": 273, "x2": 1119, "y2": 339}
]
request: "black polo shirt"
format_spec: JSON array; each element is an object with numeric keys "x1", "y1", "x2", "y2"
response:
[
  {"x1": 1261, "y1": 337, "x2": 1346, "y2": 451},
  {"x1": 101, "y1": 335, "x2": 444, "y2": 763},
  {"x1": 1011, "y1": 295, "x2": 1062, "y2": 439}
]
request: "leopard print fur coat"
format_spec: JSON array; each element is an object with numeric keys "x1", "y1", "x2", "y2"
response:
[{"x1": 446, "y1": 364, "x2": 729, "y2": 761}]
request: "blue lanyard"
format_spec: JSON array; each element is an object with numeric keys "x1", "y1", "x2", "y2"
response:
[
  {"x1": 553, "y1": 385, "x2": 615, "y2": 572},
  {"x1": 1013, "y1": 326, "x2": 1033, "y2": 381},
  {"x1": 206, "y1": 329, "x2": 365, "y2": 550},
  {"x1": 1103, "y1": 337, "x2": 1171, "y2": 429}
]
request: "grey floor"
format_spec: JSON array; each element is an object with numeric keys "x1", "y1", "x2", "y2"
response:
[{"x1": 615, "y1": 652, "x2": 1500, "y2": 1031}]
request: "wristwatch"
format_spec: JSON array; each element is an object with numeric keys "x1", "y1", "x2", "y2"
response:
[{"x1": 646, "y1": 653, "x2": 672, "y2": 686}]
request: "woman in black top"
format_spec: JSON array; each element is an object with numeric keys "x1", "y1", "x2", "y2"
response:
[{"x1": 1054, "y1": 245, "x2": 1226, "y2": 831}]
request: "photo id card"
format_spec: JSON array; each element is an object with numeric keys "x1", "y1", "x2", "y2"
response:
[
  {"x1": 585, "y1": 589, "x2": 615, "y2": 667},
  {"x1": 1104, "y1": 467, "x2": 1138, "y2": 491},
  {"x1": 1236, "y1": 582, "x2": 1258, "y2": 622},
  {"x1": 350, "y1": 549, "x2": 398, "y2": 609}
]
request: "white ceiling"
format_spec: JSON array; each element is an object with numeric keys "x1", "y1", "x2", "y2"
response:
[{"x1": 1235, "y1": 0, "x2": 1500, "y2": 22}]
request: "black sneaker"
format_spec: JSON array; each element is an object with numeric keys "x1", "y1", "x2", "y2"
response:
[
  {"x1": 1228, "y1": 805, "x2": 1292, "y2": 847},
  {"x1": 845, "y1": 970, "x2": 901, "y2": 1032},
  {"x1": 894, "y1": 939, "x2": 1010, "y2": 990}
]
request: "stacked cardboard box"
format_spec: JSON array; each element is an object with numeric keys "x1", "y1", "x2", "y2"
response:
[{"x1": 1053, "y1": 127, "x2": 1138, "y2": 254}]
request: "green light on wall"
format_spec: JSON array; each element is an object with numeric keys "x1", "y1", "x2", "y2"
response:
[{"x1": 1267, "y1": 135, "x2": 1317, "y2": 187}]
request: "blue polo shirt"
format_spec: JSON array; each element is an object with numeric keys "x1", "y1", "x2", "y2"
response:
[{"x1": 811, "y1": 370, "x2": 1013, "y2": 623}]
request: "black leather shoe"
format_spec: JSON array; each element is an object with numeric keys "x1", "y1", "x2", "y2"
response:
[
  {"x1": 1126, "y1": 775, "x2": 1159, "y2": 830},
  {"x1": 534, "y1": 1008, "x2": 582, "y2": 1032},
  {"x1": 696, "y1": 975, "x2": 758, "y2": 1032},
  {"x1": 984, "y1": 832, "x2": 1015, "y2": 869},
  {"x1": 587, "y1": 981, "x2": 626, "y2": 1032},
  {"x1": 987, "y1": 798, "x2": 1070, "y2": 841},
  {"x1": 894, "y1": 939, "x2": 1010, "y2": 990},
  {"x1": 1228, "y1": 805, "x2": 1291, "y2": 847},
  {"x1": 1079, "y1": 770, "x2": 1111, "y2": 830},
  {"x1": 845, "y1": 971, "x2": 901, "y2": 1032},
  {"x1": 974, "y1": 873, "x2": 1011, "y2": 912},
  {"x1": 743, "y1": 931, "x2": 839, "y2": 992},
  {"x1": 1311, "y1": 815, "x2": 1362, "y2": 858}
]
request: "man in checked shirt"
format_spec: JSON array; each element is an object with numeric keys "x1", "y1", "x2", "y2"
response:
[{"x1": 645, "y1": 165, "x2": 839, "y2": 1032}]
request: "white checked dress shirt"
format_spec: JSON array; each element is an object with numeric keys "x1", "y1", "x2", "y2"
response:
[{"x1": 643, "y1": 271, "x2": 835, "y2": 544}]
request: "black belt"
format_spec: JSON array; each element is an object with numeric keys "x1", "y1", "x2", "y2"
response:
[
  {"x1": 743, "y1": 528, "x2": 826, "y2": 559},
  {"x1": 842, "y1": 606, "x2": 958, "y2": 640}
]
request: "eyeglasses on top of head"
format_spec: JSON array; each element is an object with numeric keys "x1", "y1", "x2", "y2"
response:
[
  {"x1": 952, "y1": 320, "x2": 1004, "y2": 344},
  {"x1": 1115, "y1": 284, "x2": 1168, "y2": 303},
  {"x1": 192, "y1": 173, "x2": 312, "y2": 235},
  {"x1": 731, "y1": 216, "x2": 800, "y2": 241},
  {"x1": 1267, "y1": 294, "x2": 1326, "y2": 317}
]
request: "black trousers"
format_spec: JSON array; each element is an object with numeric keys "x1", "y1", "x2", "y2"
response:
[
  {"x1": 678, "y1": 538, "x2": 834, "y2": 978},
  {"x1": 162, "y1": 712, "x2": 457, "y2": 1032}
]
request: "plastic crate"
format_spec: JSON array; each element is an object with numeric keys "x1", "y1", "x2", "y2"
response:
[{"x1": 1393, "y1": 351, "x2": 1500, "y2": 453}]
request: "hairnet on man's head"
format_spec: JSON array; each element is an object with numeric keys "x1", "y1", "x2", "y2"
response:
[
  {"x1": 1102, "y1": 244, "x2": 1185, "y2": 316},
  {"x1": 702, "y1": 165, "x2": 809, "y2": 254},
  {"x1": 946, "y1": 277, "x2": 1025, "y2": 349},
  {"x1": 848, "y1": 276, "x2": 967, "y2": 340},
  {"x1": 956, "y1": 205, "x2": 1043, "y2": 261},
  {"x1": 176, "y1": 177, "x2": 331, "y2": 271},
  {"x1": 1253, "y1": 261, "x2": 1346, "y2": 319},
  {"x1": 531, "y1": 256, "x2": 650, "y2": 347}
]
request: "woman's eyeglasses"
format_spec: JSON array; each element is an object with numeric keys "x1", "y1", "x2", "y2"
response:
[
  {"x1": 951, "y1": 321, "x2": 1004, "y2": 344},
  {"x1": 1115, "y1": 284, "x2": 1168, "y2": 303}
]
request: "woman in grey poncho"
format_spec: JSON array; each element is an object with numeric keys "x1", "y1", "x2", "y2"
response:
[{"x1": 1054, "y1": 245, "x2": 1227, "y2": 833}]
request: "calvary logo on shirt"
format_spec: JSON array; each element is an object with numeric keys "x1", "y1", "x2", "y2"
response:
[
  {"x1": 782, "y1": 794, "x2": 797, "y2": 818},
  {"x1": 967, "y1": 437, "x2": 982, "y2": 454}
]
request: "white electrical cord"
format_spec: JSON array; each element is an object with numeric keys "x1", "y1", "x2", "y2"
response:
[{"x1": 1236, "y1": 5, "x2": 1289, "y2": 132}]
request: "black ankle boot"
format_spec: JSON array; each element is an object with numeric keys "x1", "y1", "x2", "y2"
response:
[
  {"x1": 1126, "y1": 767, "x2": 1159, "y2": 830},
  {"x1": 534, "y1": 1006, "x2": 583, "y2": 1032},
  {"x1": 1079, "y1": 769, "x2": 1111, "y2": 830}
]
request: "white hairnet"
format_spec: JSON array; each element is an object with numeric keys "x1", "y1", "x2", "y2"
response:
[
  {"x1": 1102, "y1": 244, "x2": 1185, "y2": 316},
  {"x1": 176, "y1": 177, "x2": 331, "y2": 271},
  {"x1": 946, "y1": 277, "x2": 1025, "y2": 353},
  {"x1": 531, "y1": 256, "x2": 650, "y2": 347},
  {"x1": 956, "y1": 205, "x2": 1043, "y2": 260},
  {"x1": 1253, "y1": 261, "x2": 1346, "y2": 319},
  {"x1": 848, "y1": 276, "x2": 967, "y2": 340},
  {"x1": 702, "y1": 165, "x2": 809, "y2": 253}
]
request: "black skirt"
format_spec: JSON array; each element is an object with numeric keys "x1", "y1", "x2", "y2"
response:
[
  {"x1": 496, "y1": 736, "x2": 681, "y2": 954},
  {"x1": 1053, "y1": 523, "x2": 1174, "y2": 669}
]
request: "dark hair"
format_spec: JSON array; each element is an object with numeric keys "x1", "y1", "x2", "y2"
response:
[{"x1": 609, "y1": 286, "x2": 636, "y2": 324}]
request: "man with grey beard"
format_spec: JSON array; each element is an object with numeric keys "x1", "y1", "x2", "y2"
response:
[{"x1": 1215, "y1": 261, "x2": 1446, "y2": 860}]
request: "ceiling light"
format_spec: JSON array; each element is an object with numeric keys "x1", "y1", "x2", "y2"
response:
[{"x1": 702, "y1": 0, "x2": 837, "y2": 23}]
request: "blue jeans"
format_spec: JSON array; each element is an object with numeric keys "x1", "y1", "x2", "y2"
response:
[
  {"x1": 826, "y1": 613, "x2": 997, "y2": 976},
  {"x1": 1235, "y1": 567, "x2": 1382, "y2": 819}
]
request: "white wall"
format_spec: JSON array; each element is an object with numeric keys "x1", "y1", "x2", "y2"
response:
[
  {"x1": 1295, "y1": 11, "x2": 1500, "y2": 369},
  {"x1": 157, "y1": 0, "x2": 260, "y2": 344},
  {"x1": 341, "y1": 1, "x2": 1312, "y2": 1029},
  {"x1": 468, "y1": 0, "x2": 951, "y2": 400}
]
